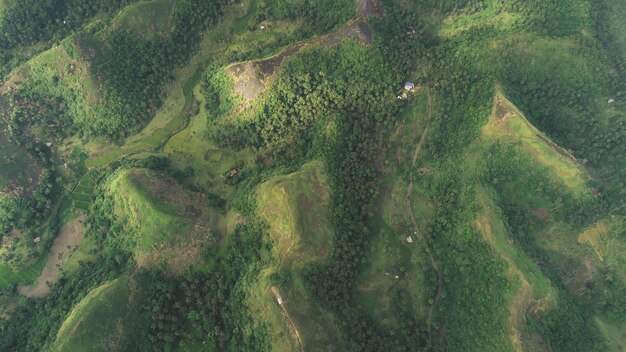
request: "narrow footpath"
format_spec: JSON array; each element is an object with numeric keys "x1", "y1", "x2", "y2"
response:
[{"x1": 404, "y1": 85, "x2": 443, "y2": 348}]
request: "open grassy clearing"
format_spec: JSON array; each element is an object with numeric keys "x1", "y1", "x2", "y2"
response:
[
  {"x1": 438, "y1": 0, "x2": 521, "y2": 37},
  {"x1": 388, "y1": 87, "x2": 429, "y2": 168},
  {"x1": 252, "y1": 160, "x2": 345, "y2": 350},
  {"x1": 482, "y1": 92, "x2": 590, "y2": 194},
  {"x1": 59, "y1": 234, "x2": 98, "y2": 275},
  {"x1": 351, "y1": 87, "x2": 435, "y2": 339},
  {"x1": 234, "y1": 0, "x2": 258, "y2": 34},
  {"x1": 0, "y1": 256, "x2": 45, "y2": 291},
  {"x1": 109, "y1": 0, "x2": 176, "y2": 38}
]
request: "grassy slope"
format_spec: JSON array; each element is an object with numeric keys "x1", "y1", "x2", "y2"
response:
[
  {"x1": 254, "y1": 160, "x2": 345, "y2": 351},
  {"x1": 108, "y1": 169, "x2": 192, "y2": 252},
  {"x1": 107, "y1": 167, "x2": 225, "y2": 274},
  {"x1": 474, "y1": 93, "x2": 599, "y2": 350},
  {"x1": 50, "y1": 276, "x2": 149, "y2": 352},
  {"x1": 434, "y1": 4, "x2": 626, "y2": 346},
  {"x1": 482, "y1": 92, "x2": 590, "y2": 194},
  {"x1": 110, "y1": 0, "x2": 176, "y2": 38},
  {"x1": 473, "y1": 187, "x2": 557, "y2": 351},
  {"x1": 105, "y1": 168, "x2": 214, "y2": 273}
]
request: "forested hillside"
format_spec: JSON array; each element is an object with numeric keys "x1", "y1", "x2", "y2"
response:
[{"x1": 1, "y1": 0, "x2": 626, "y2": 351}]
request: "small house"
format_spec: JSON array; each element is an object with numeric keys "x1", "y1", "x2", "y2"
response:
[
  {"x1": 33, "y1": 237, "x2": 41, "y2": 244},
  {"x1": 404, "y1": 81, "x2": 415, "y2": 91},
  {"x1": 406, "y1": 236, "x2": 413, "y2": 243},
  {"x1": 222, "y1": 167, "x2": 240, "y2": 180},
  {"x1": 277, "y1": 297, "x2": 284, "y2": 305}
]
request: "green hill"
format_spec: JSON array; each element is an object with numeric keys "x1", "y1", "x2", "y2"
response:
[
  {"x1": 254, "y1": 160, "x2": 344, "y2": 351},
  {"x1": 106, "y1": 168, "x2": 212, "y2": 272},
  {"x1": 50, "y1": 276, "x2": 149, "y2": 352},
  {"x1": 2, "y1": 0, "x2": 626, "y2": 351}
]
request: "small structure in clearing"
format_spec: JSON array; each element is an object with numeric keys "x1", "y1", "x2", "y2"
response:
[
  {"x1": 398, "y1": 81, "x2": 418, "y2": 99},
  {"x1": 406, "y1": 236, "x2": 413, "y2": 243},
  {"x1": 223, "y1": 167, "x2": 239, "y2": 179}
]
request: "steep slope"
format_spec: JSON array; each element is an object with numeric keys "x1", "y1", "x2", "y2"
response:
[
  {"x1": 106, "y1": 168, "x2": 212, "y2": 273},
  {"x1": 254, "y1": 160, "x2": 344, "y2": 351},
  {"x1": 50, "y1": 276, "x2": 149, "y2": 352}
]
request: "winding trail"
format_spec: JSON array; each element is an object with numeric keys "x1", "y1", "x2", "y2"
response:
[
  {"x1": 271, "y1": 286, "x2": 304, "y2": 351},
  {"x1": 404, "y1": 85, "x2": 442, "y2": 348}
]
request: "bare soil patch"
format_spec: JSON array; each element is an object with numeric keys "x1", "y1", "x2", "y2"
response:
[
  {"x1": 130, "y1": 170, "x2": 212, "y2": 274},
  {"x1": 229, "y1": 43, "x2": 305, "y2": 101},
  {"x1": 131, "y1": 169, "x2": 204, "y2": 216},
  {"x1": 531, "y1": 208, "x2": 550, "y2": 221},
  {"x1": 18, "y1": 216, "x2": 86, "y2": 298},
  {"x1": 229, "y1": 21, "x2": 373, "y2": 102},
  {"x1": 321, "y1": 21, "x2": 373, "y2": 47},
  {"x1": 494, "y1": 97, "x2": 513, "y2": 121}
]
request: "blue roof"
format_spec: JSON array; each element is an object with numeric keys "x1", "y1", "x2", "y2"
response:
[{"x1": 404, "y1": 81, "x2": 415, "y2": 88}]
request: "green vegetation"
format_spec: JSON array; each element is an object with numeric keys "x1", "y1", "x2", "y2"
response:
[
  {"x1": 0, "y1": 256, "x2": 46, "y2": 291},
  {"x1": 255, "y1": 161, "x2": 343, "y2": 350},
  {"x1": 1, "y1": 0, "x2": 626, "y2": 351},
  {"x1": 51, "y1": 276, "x2": 149, "y2": 352}
]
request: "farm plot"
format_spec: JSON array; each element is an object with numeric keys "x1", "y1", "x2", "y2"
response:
[{"x1": 70, "y1": 172, "x2": 98, "y2": 210}]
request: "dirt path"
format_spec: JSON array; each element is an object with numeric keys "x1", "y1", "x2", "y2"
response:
[
  {"x1": 18, "y1": 216, "x2": 85, "y2": 298},
  {"x1": 271, "y1": 286, "x2": 303, "y2": 351},
  {"x1": 404, "y1": 85, "x2": 442, "y2": 348}
]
